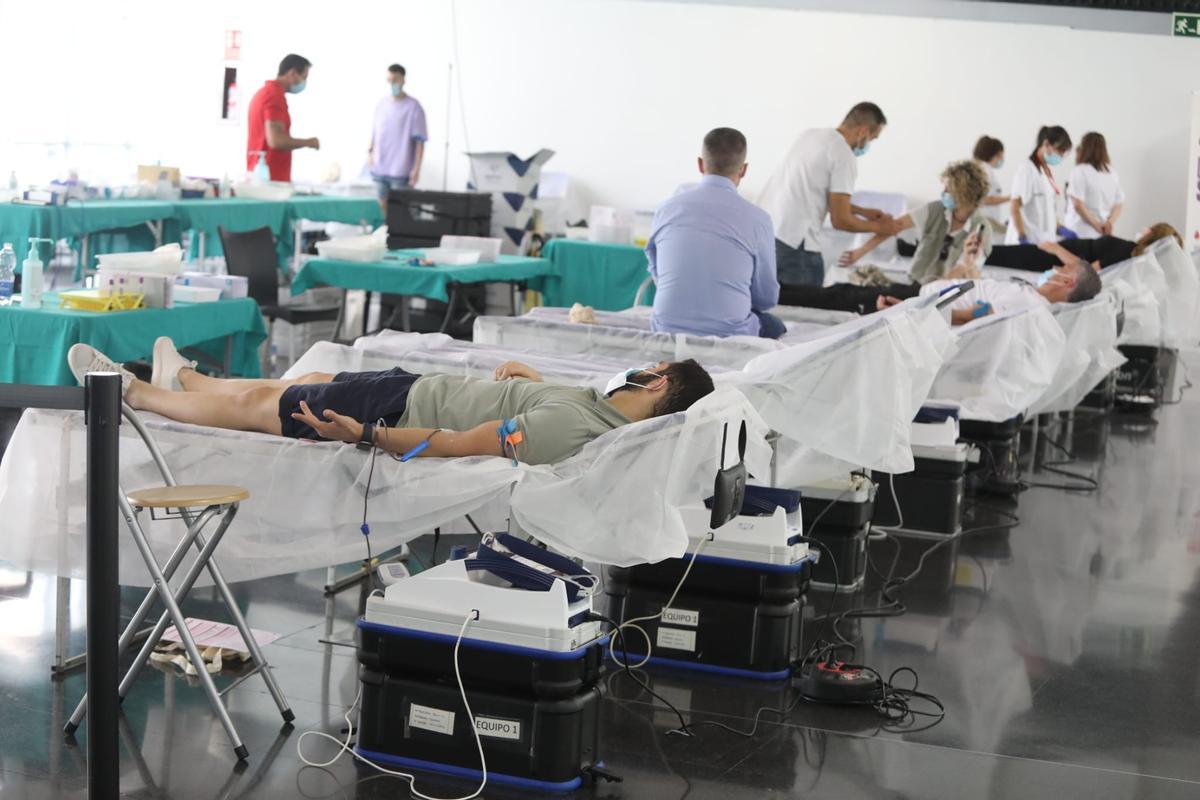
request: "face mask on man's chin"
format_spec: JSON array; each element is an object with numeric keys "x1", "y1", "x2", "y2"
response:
[{"x1": 604, "y1": 366, "x2": 663, "y2": 397}]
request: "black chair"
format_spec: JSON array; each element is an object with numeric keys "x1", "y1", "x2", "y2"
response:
[{"x1": 219, "y1": 226, "x2": 341, "y2": 375}]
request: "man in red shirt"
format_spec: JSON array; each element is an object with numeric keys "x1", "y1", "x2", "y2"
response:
[{"x1": 246, "y1": 53, "x2": 320, "y2": 182}]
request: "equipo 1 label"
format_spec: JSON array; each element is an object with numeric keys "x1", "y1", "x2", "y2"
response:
[
  {"x1": 475, "y1": 716, "x2": 523, "y2": 741},
  {"x1": 660, "y1": 607, "x2": 700, "y2": 627}
]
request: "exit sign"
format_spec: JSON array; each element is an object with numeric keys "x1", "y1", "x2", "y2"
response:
[{"x1": 1174, "y1": 13, "x2": 1200, "y2": 37}]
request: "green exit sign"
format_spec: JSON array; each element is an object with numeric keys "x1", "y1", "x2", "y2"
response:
[{"x1": 1174, "y1": 13, "x2": 1200, "y2": 37}]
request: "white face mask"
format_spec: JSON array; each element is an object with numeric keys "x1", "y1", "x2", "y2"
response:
[{"x1": 604, "y1": 366, "x2": 663, "y2": 397}]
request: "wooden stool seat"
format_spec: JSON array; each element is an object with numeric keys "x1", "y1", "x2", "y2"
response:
[{"x1": 127, "y1": 485, "x2": 249, "y2": 509}]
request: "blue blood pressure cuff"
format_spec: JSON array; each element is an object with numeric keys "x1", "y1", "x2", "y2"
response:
[{"x1": 466, "y1": 533, "x2": 597, "y2": 602}]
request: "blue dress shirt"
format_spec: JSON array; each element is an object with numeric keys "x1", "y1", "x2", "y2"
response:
[{"x1": 646, "y1": 174, "x2": 779, "y2": 337}]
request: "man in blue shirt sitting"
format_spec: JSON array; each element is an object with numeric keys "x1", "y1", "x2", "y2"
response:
[{"x1": 646, "y1": 127, "x2": 785, "y2": 339}]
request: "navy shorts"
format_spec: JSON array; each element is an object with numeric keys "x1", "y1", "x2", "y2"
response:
[{"x1": 279, "y1": 367, "x2": 419, "y2": 440}]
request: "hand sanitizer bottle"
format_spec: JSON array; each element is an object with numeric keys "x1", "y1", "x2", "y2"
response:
[{"x1": 21, "y1": 239, "x2": 44, "y2": 309}]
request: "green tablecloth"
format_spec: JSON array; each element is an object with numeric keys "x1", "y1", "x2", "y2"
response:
[
  {"x1": 176, "y1": 195, "x2": 383, "y2": 266},
  {"x1": 533, "y1": 239, "x2": 654, "y2": 311},
  {"x1": 175, "y1": 198, "x2": 291, "y2": 263},
  {"x1": 0, "y1": 295, "x2": 266, "y2": 386},
  {"x1": 291, "y1": 251, "x2": 553, "y2": 303},
  {"x1": 285, "y1": 195, "x2": 383, "y2": 227},
  {"x1": 0, "y1": 200, "x2": 180, "y2": 275}
]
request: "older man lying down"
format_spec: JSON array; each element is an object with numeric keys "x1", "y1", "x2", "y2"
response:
[{"x1": 65, "y1": 338, "x2": 715, "y2": 465}]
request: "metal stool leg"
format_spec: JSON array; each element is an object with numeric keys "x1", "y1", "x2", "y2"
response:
[
  {"x1": 70, "y1": 504, "x2": 249, "y2": 760},
  {"x1": 112, "y1": 508, "x2": 243, "y2": 705},
  {"x1": 193, "y1": 526, "x2": 294, "y2": 723},
  {"x1": 130, "y1": 505, "x2": 248, "y2": 759},
  {"x1": 64, "y1": 504, "x2": 219, "y2": 732}
]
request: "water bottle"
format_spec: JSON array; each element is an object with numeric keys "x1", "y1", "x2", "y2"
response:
[{"x1": 0, "y1": 243, "x2": 15, "y2": 306}]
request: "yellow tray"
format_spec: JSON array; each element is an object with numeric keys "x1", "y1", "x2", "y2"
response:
[{"x1": 59, "y1": 290, "x2": 145, "y2": 312}]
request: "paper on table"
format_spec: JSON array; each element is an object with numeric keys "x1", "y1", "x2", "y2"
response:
[{"x1": 161, "y1": 617, "x2": 279, "y2": 654}]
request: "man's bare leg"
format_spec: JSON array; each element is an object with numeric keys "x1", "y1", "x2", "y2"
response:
[
  {"x1": 126, "y1": 379, "x2": 285, "y2": 435},
  {"x1": 177, "y1": 369, "x2": 335, "y2": 395}
]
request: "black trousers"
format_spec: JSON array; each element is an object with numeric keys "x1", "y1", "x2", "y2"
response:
[
  {"x1": 985, "y1": 236, "x2": 1135, "y2": 271},
  {"x1": 778, "y1": 282, "x2": 921, "y2": 315}
]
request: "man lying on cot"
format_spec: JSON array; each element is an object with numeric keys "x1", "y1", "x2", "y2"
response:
[
  {"x1": 66, "y1": 338, "x2": 715, "y2": 465},
  {"x1": 783, "y1": 259, "x2": 1101, "y2": 325}
]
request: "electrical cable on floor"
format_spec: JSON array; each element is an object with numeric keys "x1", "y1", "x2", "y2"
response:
[
  {"x1": 590, "y1": 610, "x2": 695, "y2": 737},
  {"x1": 1162, "y1": 358, "x2": 1192, "y2": 405},
  {"x1": 1021, "y1": 431, "x2": 1100, "y2": 492},
  {"x1": 683, "y1": 693, "x2": 806, "y2": 738},
  {"x1": 605, "y1": 533, "x2": 712, "y2": 671},
  {"x1": 297, "y1": 610, "x2": 488, "y2": 800}
]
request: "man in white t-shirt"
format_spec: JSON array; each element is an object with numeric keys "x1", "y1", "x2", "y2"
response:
[{"x1": 758, "y1": 102, "x2": 898, "y2": 287}]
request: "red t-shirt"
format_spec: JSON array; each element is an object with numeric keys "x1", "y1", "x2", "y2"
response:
[{"x1": 246, "y1": 80, "x2": 292, "y2": 181}]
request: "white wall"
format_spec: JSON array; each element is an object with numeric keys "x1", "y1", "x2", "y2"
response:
[{"x1": 2, "y1": 0, "x2": 1198, "y2": 239}]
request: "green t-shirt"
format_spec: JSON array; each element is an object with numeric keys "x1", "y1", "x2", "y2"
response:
[{"x1": 398, "y1": 374, "x2": 632, "y2": 465}]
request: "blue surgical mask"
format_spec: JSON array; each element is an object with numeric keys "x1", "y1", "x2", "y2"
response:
[
  {"x1": 1044, "y1": 152, "x2": 1062, "y2": 167},
  {"x1": 390, "y1": 82, "x2": 403, "y2": 98},
  {"x1": 940, "y1": 192, "x2": 956, "y2": 211},
  {"x1": 287, "y1": 79, "x2": 306, "y2": 95},
  {"x1": 853, "y1": 141, "x2": 870, "y2": 158},
  {"x1": 604, "y1": 367, "x2": 663, "y2": 397},
  {"x1": 1037, "y1": 269, "x2": 1056, "y2": 287},
  {"x1": 995, "y1": 158, "x2": 1005, "y2": 169}
]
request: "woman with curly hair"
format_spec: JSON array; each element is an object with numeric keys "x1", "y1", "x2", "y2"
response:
[{"x1": 837, "y1": 159, "x2": 993, "y2": 284}]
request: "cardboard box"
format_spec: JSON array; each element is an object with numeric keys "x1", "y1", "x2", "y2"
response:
[
  {"x1": 466, "y1": 150, "x2": 554, "y2": 254},
  {"x1": 137, "y1": 165, "x2": 181, "y2": 186}
]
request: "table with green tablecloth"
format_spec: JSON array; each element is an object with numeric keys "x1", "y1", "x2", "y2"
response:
[
  {"x1": 284, "y1": 195, "x2": 383, "y2": 260},
  {"x1": 532, "y1": 239, "x2": 654, "y2": 311},
  {"x1": 174, "y1": 198, "x2": 291, "y2": 264},
  {"x1": 0, "y1": 295, "x2": 266, "y2": 386},
  {"x1": 175, "y1": 195, "x2": 383, "y2": 269},
  {"x1": 0, "y1": 200, "x2": 180, "y2": 279},
  {"x1": 292, "y1": 250, "x2": 553, "y2": 333}
]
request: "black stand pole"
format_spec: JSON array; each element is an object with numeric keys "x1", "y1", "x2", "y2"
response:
[{"x1": 85, "y1": 373, "x2": 121, "y2": 800}]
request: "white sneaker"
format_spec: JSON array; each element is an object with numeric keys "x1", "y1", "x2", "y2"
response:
[
  {"x1": 66, "y1": 343, "x2": 134, "y2": 395},
  {"x1": 152, "y1": 336, "x2": 197, "y2": 391}
]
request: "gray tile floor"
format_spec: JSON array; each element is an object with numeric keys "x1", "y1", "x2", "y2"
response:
[{"x1": 3, "y1": 362, "x2": 1200, "y2": 798}]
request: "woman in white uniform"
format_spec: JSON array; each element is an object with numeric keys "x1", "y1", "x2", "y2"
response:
[
  {"x1": 973, "y1": 135, "x2": 1009, "y2": 232},
  {"x1": 1064, "y1": 132, "x2": 1125, "y2": 239},
  {"x1": 1006, "y1": 125, "x2": 1071, "y2": 245}
]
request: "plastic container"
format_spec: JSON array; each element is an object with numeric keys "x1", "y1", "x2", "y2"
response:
[
  {"x1": 59, "y1": 289, "x2": 144, "y2": 311},
  {"x1": 95, "y1": 244, "x2": 184, "y2": 276},
  {"x1": 98, "y1": 270, "x2": 174, "y2": 308},
  {"x1": 173, "y1": 284, "x2": 221, "y2": 303},
  {"x1": 605, "y1": 582, "x2": 803, "y2": 680},
  {"x1": 0, "y1": 243, "x2": 15, "y2": 306},
  {"x1": 357, "y1": 619, "x2": 606, "y2": 700},
  {"x1": 314, "y1": 234, "x2": 387, "y2": 263},
  {"x1": 356, "y1": 669, "x2": 601, "y2": 793},
  {"x1": 439, "y1": 235, "x2": 502, "y2": 263},
  {"x1": 232, "y1": 180, "x2": 294, "y2": 200},
  {"x1": 176, "y1": 272, "x2": 248, "y2": 300},
  {"x1": 421, "y1": 248, "x2": 480, "y2": 266}
]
